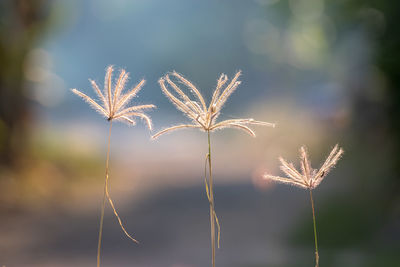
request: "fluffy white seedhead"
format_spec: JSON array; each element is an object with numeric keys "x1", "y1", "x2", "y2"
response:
[
  {"x1": 71, "y1": 66, "x2": 155, "y2": 130},
  {"x1": 264, "y1": 144, "x2": 344, "y2": 190},
  {"x1": 153, "y1": 71, "x2": 275, "y2": 139}
]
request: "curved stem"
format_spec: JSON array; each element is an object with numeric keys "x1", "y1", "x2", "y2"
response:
[
  {"x1": 309, "y1": 189, "x2": 319, "y2": 267},
  {"x1": 207, "y1": 130, "x2": 216, "y2": 267},
  {"x1": 97, "y1": 120, "x2": 113, "y2": 267}
]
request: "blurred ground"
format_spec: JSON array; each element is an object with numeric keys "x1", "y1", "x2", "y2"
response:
[{"x1": 0, "y1": 173, "x2": 324, "y2": 267}]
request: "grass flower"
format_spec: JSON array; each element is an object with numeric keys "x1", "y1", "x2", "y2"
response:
[
  {"x1": 152, "y1": 71, "x2": 274, "y2": 138},
  {"x1": 264, "y1": 144, "x2": 344, "y2": 267},
  {"x1": 72, "y1": 65, "x2": 155, "y2": 267},
  {"x1": 152, "y1": 71, "x2": 275, "y2": 267}
]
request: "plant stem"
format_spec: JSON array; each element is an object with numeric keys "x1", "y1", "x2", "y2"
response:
[
  {"x1": 309, "y1": 189, "x2": 319, "y2": 267},
  {"x1": 207, "y1": 130, "x2": 216, "y2": 267},
  {"x1": 97, "y1": 120, "x2": 113, "y2": 267}
]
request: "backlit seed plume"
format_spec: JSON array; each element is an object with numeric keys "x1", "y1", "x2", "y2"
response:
[
  {"x1": 152, "y1": 71, "x2": 275, "y2": 139},
  {"x1": 71, "y1": 65, "x2": 155, "y2": 130},
  {"x1": 264, "y1": 144, "x2": 344, "y2": 189}
]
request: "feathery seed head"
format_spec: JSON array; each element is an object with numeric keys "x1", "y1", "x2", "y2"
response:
[
  {"x1": 152, "y1": 71, "x2": 275, "y2": 139},
  {"x1": 71, "y1": 66, "x2": 155, "y2": 130},
  {"x1": 264, "y1": 144, "x2": 344, "y2": 190}
]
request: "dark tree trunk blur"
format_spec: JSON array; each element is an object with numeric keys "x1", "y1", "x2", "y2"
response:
[{"x1": 0, "y1": 0, "x2": 51, "y2": 166}]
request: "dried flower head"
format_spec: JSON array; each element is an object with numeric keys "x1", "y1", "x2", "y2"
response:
[
  {"x1": 152, "y1": 71, "x2": 275, "y2": 139},
  {"x1": 264, "y1": 144, "x2": 344, "y2": 189},
  {"x1": 71, "y1": 65, "x2": 155, "y2": 130}
]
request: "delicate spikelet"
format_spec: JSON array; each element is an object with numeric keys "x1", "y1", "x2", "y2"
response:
[
  {"x1": 315, "y1": 144, "x2": 344, "y2": 182},
  {"x1": 209, "y1": 119, "x2": 275, "y2": 137},
  {"x1": 119, "y1": 116, "x2": 136, "y2": 125},
  {"x1": 113, "y1": 69, "x2": 129, "y2": 107},
  {"x1": 89, "y1": 79, "x2": 107, "y2": 111},
  {"x1": 214, "y1": 71, "x2": 241, "y2": 112},
  {"x1": 227, "y1": 123, "x2": 256, "y2": 137},
  {"x1": 165, "y1": 75, "x2": 203, "y2": 115},
  {"x1": 300, "y1": 146, "x2": 312, "y2": 182},
  {"x1": 212, "y1": 122, "x2": 256, "y2": 137},
  {"x1": 115, "y1": 104, "x2": 156, "y2": 118},
  {"x1": 105, "y1": 65, "x2": 113, "y2": 112},
  {"x1": 159, "y1": 77, "x2": 200, "y2": 124},
  {"x1": 172, "y1": 71, "x2": 207, "y2": 110},
  {"x1": 115, "y1": 79, "x2": 146, "y2": 111},
  {"x1": 209, "y1": 73, "x2": 228, "y2": 112},
  {"x1": 152, "y1": 124, "x2": 201, "y2": 139},
  {"x1": 264, "y1": 174, "x2": 308, "y2": 189},
  {"x1": 278, "y1": 157, "x2": 303, "y2": 181},
  {"x1": 71, "y1": 68, "x2": 154, "y2": 130},
  {"x1": 264, "y1": 145, "x2": 344, "y2": 190},
  {"x1": 71, "y1": 89, "x2": 108, "y2": 117},
  {"x1": 152, "y1": 71, "x2": 274, "y2": 138},
  {"x1": 246, "y1": 119, "x2": 276, "y2": 127},
  {"x1": 121, "y1": 112, "x2": 153, "y2": 131}
]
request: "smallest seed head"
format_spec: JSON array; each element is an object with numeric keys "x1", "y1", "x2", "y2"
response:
[{"x1": 264, "y1": 144, "x2": 344, "y2": 190}]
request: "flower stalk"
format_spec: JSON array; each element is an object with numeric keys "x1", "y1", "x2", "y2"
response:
[
  {"x1": 97, "y1": 120, "x2": 112, "y2": 267},
  {"x1": 207, "y1": 130, "x2": 216, "y2": 267},
  {"x1": 309, "y1": 189, "x2": 319, "y2": 267}
]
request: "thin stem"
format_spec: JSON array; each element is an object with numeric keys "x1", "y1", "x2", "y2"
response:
[
  {"x1": 309, "y1": 189, "x2": 319, "y2": 267},
  {"x1": 207, "y1": 130, "x2": 216, "y2": 267},
  {"x1": 97, "y1": 120, "x2": 113, "y2": 267}
]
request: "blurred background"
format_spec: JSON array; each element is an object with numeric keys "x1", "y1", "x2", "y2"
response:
[{"x1": 0, "y1": 0, "x2": 399, "y2": 266}]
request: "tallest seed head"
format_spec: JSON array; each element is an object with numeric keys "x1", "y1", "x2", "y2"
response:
[{"x1": 152, "y1": 71, "x2": 275, "y2": 139}]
